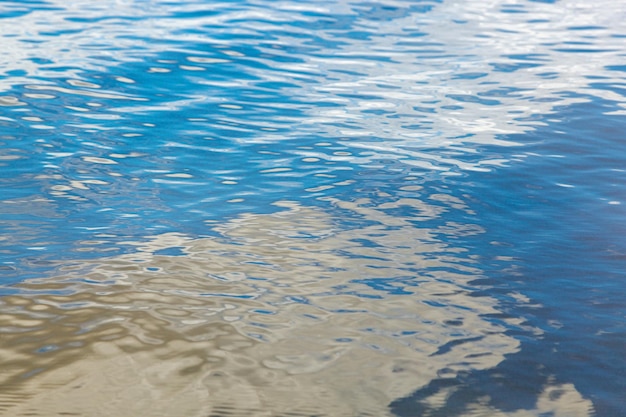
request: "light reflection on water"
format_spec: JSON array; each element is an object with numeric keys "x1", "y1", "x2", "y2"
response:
[
  {"x1": 0, "y1": 199, "x2": 591, "y2": 416},
  {"x1": 0, "y1": 0, "x2": 625, "y2": 415}
]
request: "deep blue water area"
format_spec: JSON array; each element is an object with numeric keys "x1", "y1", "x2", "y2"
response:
[
  {"x1": 0, "y1": 0, "x2": 625, "y2": 416},
  {"x1": 428, "y1": 99, "x2": 626, "y2": 416}
]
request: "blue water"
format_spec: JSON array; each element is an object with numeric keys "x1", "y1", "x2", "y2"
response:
[{"x1": 1, "y1": 0, "x2": 625, "y2": 416}]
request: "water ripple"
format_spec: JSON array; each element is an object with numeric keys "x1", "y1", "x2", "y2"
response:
[{"x1": 1, "y1": 0, "x2": 625, "y2": 415}]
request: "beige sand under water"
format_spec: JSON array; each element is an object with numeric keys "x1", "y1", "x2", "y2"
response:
[{"x1": 0, "y1": 198, "x2": 593, "y2": 416}]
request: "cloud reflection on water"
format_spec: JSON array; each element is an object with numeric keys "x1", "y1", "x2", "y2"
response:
[
  {"x1": 0, "y1": 198, "x2": 591, "y2": 416},
  {"x1": 0, "y1": 0, "x2": 619, "y2": 415}
]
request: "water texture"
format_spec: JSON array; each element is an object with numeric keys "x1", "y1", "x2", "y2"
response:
[{"x1": 0, "y1": 0, "x2": 625, "y2": 416}]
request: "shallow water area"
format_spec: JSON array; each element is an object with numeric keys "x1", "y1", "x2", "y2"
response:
[{"x1": 1, "y1": 0, "x2": 625, "y2": 416}]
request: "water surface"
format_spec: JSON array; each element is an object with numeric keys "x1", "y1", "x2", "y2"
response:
[{"x1": 0, "y1": 0, "x2": 625, "y2": 416}]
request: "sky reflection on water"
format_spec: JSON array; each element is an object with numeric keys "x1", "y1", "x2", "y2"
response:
[{"x1": 0, "y1": 0, "x2": 625, "y2": 416}]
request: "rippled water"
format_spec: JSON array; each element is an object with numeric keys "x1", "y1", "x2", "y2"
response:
[{"x1": 1, "y1": 0, "x2": 625, "y2": 416}]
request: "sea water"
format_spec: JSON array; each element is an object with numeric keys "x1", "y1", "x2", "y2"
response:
[{"x1": 0, "y1": 0, "x2": 624, "y2": 416}]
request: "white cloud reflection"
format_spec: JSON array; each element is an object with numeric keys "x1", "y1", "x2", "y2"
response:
[
  {"x1": 300, "y1": 0, "x2": 626, "y2": 170},
  {"x1": 0, "y1": 0, "x2": 615, "y2": 415}
]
